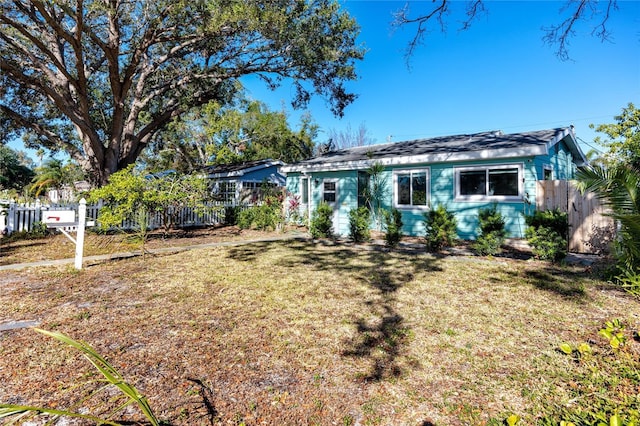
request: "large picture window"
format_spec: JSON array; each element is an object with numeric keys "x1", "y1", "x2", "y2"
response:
[
  {"x1": 394, "y1": 169, "x2": 429, "y2": 208},
  {"x1": 455, "y1": 165, "x2": 522, "y2": 200}
]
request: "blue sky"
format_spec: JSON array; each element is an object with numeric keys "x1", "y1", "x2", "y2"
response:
[
  {"x1": 9, "y1": 1, "x2": 640, "y2": 161},
  {"x1": 243, "y1": 0, "x2": 640, "y2": 155}
]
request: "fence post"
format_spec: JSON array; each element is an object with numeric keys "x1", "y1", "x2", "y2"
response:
[
  {"x1": 7, "y1": 201, "x2": 16, "y2": 235},
  {"x1": 75, "y1": 198, "x2": 87, "y2": 270}
]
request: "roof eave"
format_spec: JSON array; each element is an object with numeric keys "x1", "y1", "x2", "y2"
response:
[{"x1": 282, "y1": 146, "x2": 548, "y2": 174}]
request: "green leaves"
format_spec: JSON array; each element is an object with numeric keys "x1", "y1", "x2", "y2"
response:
[
  {"x1": 2, "y1": 0, "x2": 363, "y2": 184},
  {"x1": 0, "y1": 328, "x2": 159, "y2": 426},
  {"x1": 559, "y1": 343, "x2": 573, "y2": 355},
  {"x1": 599, "y1": 319, "x2": 627, "y2": 349}
]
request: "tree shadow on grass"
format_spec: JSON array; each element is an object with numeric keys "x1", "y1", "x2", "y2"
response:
[
  {"x1": 523, "y1": 269, "x2": 587, "y2": 297},
  {"x1": 227, "y1": 239, "x2": 443, "y2": 382},
  {"x1": 499, "y1": 262, "x2": 590, "y2": 299}
]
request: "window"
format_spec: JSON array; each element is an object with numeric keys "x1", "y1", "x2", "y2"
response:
[
  {"x1": 394, "y1": 169, "x2": 429, "y2": 208},
  {"x1": 543, "y1": 166, "x2": 553, "y2": 180},
  {"x1": 300, "y1": 177, "x2": 309, "y2": 204},
  {"x1": 455, "y1": 165, "x2": 522, "y2": 200},
  {"x1": 323, "y1": 180, "x2": 336, "y2": 204},
  {"x1": 357, "y1": 171, "x2": 370, "y2": 209},
  {"x1": 212, "y1": 181, "x2": 237, "y2": 203}
]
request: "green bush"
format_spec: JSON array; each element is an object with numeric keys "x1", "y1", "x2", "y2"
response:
[
  {"x1": 524, "y1": 208, "x2": 569, "y2": 239},
  {"x1": 348, "y1": 207, "x2": 371, "y2": 243},
  {"x1": 473, "y1": 205, "x2": 507, "y2": 256},
  {"x1": 224, "y1": 206, "x2": 241, "y2": 225},
  {"x1": 525, "y1": 209, "x2": 568, "y2": 261},
  {"x1": 310, "y1": 202, "x2": 334, "y2": 239},
  {"x1": 525, "y1": 225, "x2": 567, "y2": 261},
  {"x1": 383, "y1": 208, "x2": 403, "y2": 248},
  {"x1": 423, "y1": 204, "x2": 457, "y2": 252},
  {"x1": 237, "y1": 197, "x2": 283, "y2": 231}
]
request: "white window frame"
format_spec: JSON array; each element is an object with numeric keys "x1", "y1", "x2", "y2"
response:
[
  {"x1": 454, "y1": 163, "x2": 524, "y2": 201},
  {"x1": 393, "y1": 168, "x2": 430, "y2": 209},
  {"x1": 300, "y1": 177, "x2": 309, "y2": 204},
  {"x1": 543, "y1": 165, "x2": 553, "y2": 180},
  {"x1": 322, "y1": 179, "x2": 338, "y2": 206}
]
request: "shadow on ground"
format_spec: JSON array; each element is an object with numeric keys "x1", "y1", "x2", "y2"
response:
[{"x1": 227, "y1": 239, "x2": 443, "y2": 382}]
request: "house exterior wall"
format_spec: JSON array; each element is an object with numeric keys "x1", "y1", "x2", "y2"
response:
[
  {"x1": 285, "y1": 141, "x2": 580, "y2": 239},
  {"x1": 240, "y1": 166, "x2": 286, "y2": 185}
]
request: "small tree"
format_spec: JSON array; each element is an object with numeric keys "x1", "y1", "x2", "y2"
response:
[
  {"x1": 310, "y1": 202, "x2": 334, "y2": 239},
  {"x1": 383, "y1": 208, "x2": 404, "y2": 248},
  {"x1": 366, "y1": 161, "x2": 389, "y2": 230},
  {"x1": 88, "y1": 167, "x2": 210, "y2": 252},
  {"x1": 423, "y1": 204, "x2": 457, "y2": 252},
  {"x1": 348, "y1": 207, "x2": 371, "y2": 243},
  {"x1": 473, "y1": 205, "x2": 507, "y2": 256}
]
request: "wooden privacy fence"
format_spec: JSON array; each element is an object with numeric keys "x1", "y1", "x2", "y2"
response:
[
  {"x1": 0, "y1": 201, "x2": 232, "y2": 235},
  {"x1": 536, "y1": 180, "x2": 616, "y2": 254}
]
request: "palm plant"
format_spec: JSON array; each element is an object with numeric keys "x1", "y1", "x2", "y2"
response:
[
  {"x1": 29, "y1": 158, "x2": 65, "y2": 197},
  {"x1": 576, "y1": 163, "x2": 640, "y2": 275},
  {"x1": 0, "y1": 328, "x2": 159, "y2": 426}
]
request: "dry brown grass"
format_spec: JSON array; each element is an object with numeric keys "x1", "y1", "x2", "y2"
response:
[{"x1": 0, "y1": 234, "x2": 638, "y2": 425}]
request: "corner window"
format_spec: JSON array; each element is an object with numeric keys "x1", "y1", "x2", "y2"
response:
[
  {"x1": 455, "y1": 165, "x2": 523, "y2": 200},
  {"x1": 394, "y1": 169, "x2": 429, "y2": 208}
]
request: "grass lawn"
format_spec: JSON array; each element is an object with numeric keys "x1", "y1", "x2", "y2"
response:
[{"x1": 0, "y1": 234, "x2": 638, "y2": 425}]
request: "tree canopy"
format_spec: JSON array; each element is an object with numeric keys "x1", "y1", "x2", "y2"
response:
[
  {"x1": 577, "y1": 103, "x2": 640, "y2": 279},
  {"x1": 0, "y1": 145, "x2": 35, "y2": 191},
  {"x1": 1, "y1": 0, "x2": 364, "y2": 186},
  {"x1": 591, "y1": 103, "x2": 640, "y2": 170},
  {"x1": 143, "y1": 98, "x2": 318, "y2": 173}
]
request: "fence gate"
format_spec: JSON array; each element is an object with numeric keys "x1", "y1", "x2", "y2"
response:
[{"x1": 536, "y1": 180, "x2": 615, "y2": 254}]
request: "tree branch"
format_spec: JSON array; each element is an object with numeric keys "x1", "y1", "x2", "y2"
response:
[{"x1": 0, "y1": 104, "x2": 82, "y2": 159}]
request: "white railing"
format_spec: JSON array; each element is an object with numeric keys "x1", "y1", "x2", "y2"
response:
[{"x1": 0, "y1": 201, "x2": 241, "y2": 235}]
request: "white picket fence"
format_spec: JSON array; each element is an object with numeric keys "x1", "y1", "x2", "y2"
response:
[{"x1": 0, "y1": 200, "x2": 234, "y2": 235}]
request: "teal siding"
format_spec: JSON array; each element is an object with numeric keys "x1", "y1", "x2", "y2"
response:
[
  {"x1": 532, "y1": 140, "x2": 576, "y2": 181},
  {"x1": 285, "y1": 144, "x2": 578, "y2": 239}
]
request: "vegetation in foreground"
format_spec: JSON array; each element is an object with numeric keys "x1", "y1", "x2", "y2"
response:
[{"x1": 0, "y1": 238, "x2": 638, "y2": 425}]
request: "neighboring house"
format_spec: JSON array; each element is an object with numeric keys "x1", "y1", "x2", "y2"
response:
[
  {"x1": 282, "y1": 127, "x2": 587, "y2": 239},
  {"x1": 203, "y1": 159, "x2": 286, "y2": 204},
  {"x1": 46, "y1": 181, "x2": 92, "y2": 203}
]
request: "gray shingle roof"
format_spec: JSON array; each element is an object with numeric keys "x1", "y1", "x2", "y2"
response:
[{"x1": 283, "y1": 127, "x2": 586, "y2": 172}]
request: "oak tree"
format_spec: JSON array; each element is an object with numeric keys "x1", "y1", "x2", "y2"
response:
[{"x1": 1, "y1": 0, "x2": 364, "y2": 186}]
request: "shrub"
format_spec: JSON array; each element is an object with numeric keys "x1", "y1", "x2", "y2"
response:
[
  {"x1": 310, "y1": 201, "x2": 334, "y2": 239},
  {"x1": 525, "y1": 209, "x2": 568, "y2": 261},
  {"x1": 473, "y1": 205, "x2": 507, "y2": 256},
  {"x1": 224, "y1": 206, "x2": 241, "y2": 225},
  {"x1": 237, "y1": 196, "x2": 283, "y2": 231},
  {"x1": 348, "y1": 207, "x2": 371, "y2": 243},
  {"x1": 383, "y1": 208, "x2": 403, "y2": 248},
  {"x1": 524, "y1": 208, "x2": 568, "y2": 239},
  {"x1": 525, "y1": 226, "x2": 567, "y2": 261},
  {"x1": 423, "y1": 204, "x2": 457, "y2": 252}
]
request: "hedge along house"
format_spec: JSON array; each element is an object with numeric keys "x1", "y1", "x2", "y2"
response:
[
  {"x1": 204, "y1": 159, "x2": 285, "y2": 205},
  {"x1": 282, "y1": 127, "x2": 587, "y2": 239}
]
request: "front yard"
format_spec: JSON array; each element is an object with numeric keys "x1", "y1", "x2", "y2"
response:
[{"x1": 0, "y1": 233, "x2": 638, "y2": 425}]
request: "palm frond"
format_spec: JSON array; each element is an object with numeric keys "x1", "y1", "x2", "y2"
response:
[{"x1": 0, "y1": 329, "x2": 159, "y2": 426}]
